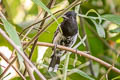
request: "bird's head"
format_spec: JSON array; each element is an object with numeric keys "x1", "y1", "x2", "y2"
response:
[{"x1": 63, "y1": 11, "x2": 76, "y2": 20}]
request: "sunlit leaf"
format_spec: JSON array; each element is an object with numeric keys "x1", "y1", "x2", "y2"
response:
[
  {"x1": 91, "y1": 19, "x2": 105, "y2": 38},
  {"x1": 0, "y1": 14, "x2": 24, "y2": 70},
  {"x1": 109, "y1": 27, "x2": 120, "y2": 33},
  {"x1": 102, "y1": 14, "x2": 120, "y2": 25},
  {"x1": 112, "y1": 76, "x2": 120, "y2": 80}
]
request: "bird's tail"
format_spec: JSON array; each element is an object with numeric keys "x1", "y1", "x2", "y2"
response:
[{"x1": 48, "y1": 53, "x2": 60, "y2": 72}]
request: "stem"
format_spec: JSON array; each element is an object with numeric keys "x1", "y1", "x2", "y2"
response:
[
  {"x1": 24, "y1": 61, "x2": 35, "y2": 80},
  {"x1": 0, "y1": 52, "x2": 26, "y2": 80},
  {"x1": 23, "y1": 41, "x2": 120, "y2": 74},
  {"x1": 77, "y1": 14, "x2": 105, "y2": 20},
  {"x1": 23, "y1": 0, "x2": 82, "y2": 50},
  {"x1": 63, "y1": 53, "x2": 70, "y2": 80},
  {"x1": 0, "y1": 28, "x2": 46, "y2": 80},
  {"x1": 79, "y1": 8, "x2": 95, "y2": 76},
  {"x1": 23, "y1": 0, "x2": 57, "y2": 76},
  {"x1": 19, "y1": 10, "x2": 63, "y2": 36},
  {"x1": 0, "y1": 57, "x2": 17, "y2": 79}
]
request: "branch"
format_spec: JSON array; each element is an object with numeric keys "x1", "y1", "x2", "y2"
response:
[
  {"x1": 85, "y1": 21, "x2": 119, "y2": 55},
  {"x1": 24, "y1": 0, "x2": 57, "y2": 76},
  {"x1": 63, "y1": 53, "x2": 70, "y2": 80},
  {"x1": 28, "y1": 0, "x2": 56, "y2": 64},
  {"x1": 24, "y1": 61, "x2": 35, "y2": 80},
  {"x1": 0, "y1": 52, "x2": 26, "y2": 80},
  {"x1": 79, "y1": 7, "x2": 94, "y2": 76},
  {"x1": 23, "y1": 0, "x2": 82, "y2": 50},
  {"x1": 23, "y1": 41, "x2": 120, "y2": 74},
  {"x1": 0, "y1": 57, "x2": 17, "y2": 79},
  {"x1": 0, "y1": 28, "x2": 46, "y2": 80}
]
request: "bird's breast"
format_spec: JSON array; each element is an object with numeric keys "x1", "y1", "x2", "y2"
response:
[{"x1": 61, "y1": 21, "x2": 78, "y2": 37}]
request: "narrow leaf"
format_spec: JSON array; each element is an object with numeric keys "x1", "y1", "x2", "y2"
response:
[
  {"x1": 63, "y1": 53, "x2": 70, "y2": 80},
  {"x1": 102, "y1": 14, "x2": 120, "y2": 25},
  {"x1": 112, "y1": 76, "x2": 120, "y2": 80},
  {"x1": 73, "y1": 69, "x2": 95, "y2": 80},
  {"x1": 109, "y1": 27, "x2": 120, "y2": 33},
  {"x1": 91, "y1": 19, "x2": 105, "y2": 38},
  {"x1": 0, "y1": 14, "x2": 24, "y2": 70}
]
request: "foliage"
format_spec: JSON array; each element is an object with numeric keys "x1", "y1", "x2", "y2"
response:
[{"x1": 0, "y1": 0, "x2": 120, "y2": 80}]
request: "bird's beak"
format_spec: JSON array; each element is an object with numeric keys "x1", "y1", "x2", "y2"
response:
[{"x1": 62, "y1": 15, "x2": 69, "y2": 19}]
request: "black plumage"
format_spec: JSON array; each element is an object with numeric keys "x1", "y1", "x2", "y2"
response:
[{"x1": 48, "y1": 11, "x2": 78, "y2": 72}]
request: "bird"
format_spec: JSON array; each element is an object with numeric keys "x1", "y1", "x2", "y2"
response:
[{"x1": 48, "y1": 11, "x2": 78, "y2": 72}]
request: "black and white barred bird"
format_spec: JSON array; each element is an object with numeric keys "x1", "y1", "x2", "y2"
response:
[{"x1": 48, "y1": 11, "x2": 78, "y2": 72}]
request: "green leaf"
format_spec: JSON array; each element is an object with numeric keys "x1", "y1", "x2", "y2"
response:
[
  {"x1": 109, "y1": 27, "x2": 120, "y2": 33},
  {"x1": 31, "y1": 46, "x2": 38, "y2": 62},
  {"x1": 84, "y1": 9, "x2": 105, "y2": 37},
  {"x1": 38, "y1": 18, "x2": 63, "y2": 42},
  {"x1": 0, "y1": 15, "x2": 24, "y2": 70},
  {"x1": 86, "y1": 9, "x2": 102, "y2": 24},
  {"x1": 85, "y1": 23, "x2": 104, "y2": 57},
  {"x1": 72, "y1": 69, "x2": 95, "y2": 80},
  {"x1": 0, "y1": 65, "x2": 3, "y2": 75},
  {"x1": 91, "y1": 19, "x2": 105, "y2": 38},
  {"x1": 11, "y1": 76, "x2": 30, "y2": 80},
  {"x1": 112, "y1": 76, "x2": 120, "y2": 80},
  {"x1": 102, "y1": 14, "x2": 120, "y2": 25}
]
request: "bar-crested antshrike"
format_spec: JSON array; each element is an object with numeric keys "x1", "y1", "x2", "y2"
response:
[{"x1": 48, "y1": 11, "x2": 78, "y2": 72}]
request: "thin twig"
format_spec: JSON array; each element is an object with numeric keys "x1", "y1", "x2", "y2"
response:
[
  {"x1": 85, "y1": 21, "x2": 120, "y2": 78},
  {"x1": 79, "y1": 7, "x2": 95, "y2": 76},
  {"x1": 77, "y1": 13, "x2": 105, "y2": 20},
  {"x1": 1, "y1": 73, "x2": 11, "y2": 80},
  {"x1": 23, "y1": 0, "x2": 57, "y2": 76},
  {"x1": 0, "y1": 52, "x2": 26, "y2": 80},
  {"x1": 0, "y1": 28, "x2": 46, "y2": 80},
  {"x1": 0, "y1": 64, "x2": 6, "y2": 68},
  {"x1": 20, "y1": 0, "x2": 84, "y2": 37},
  {"x1": 24, "y1": 61, "x2": 35, "y2": 80},
  {"x1": 19, "y1": 10, "x2": 63, "y2": 36},
  {"x1": 23, "y1": 0, "x2": 82, "y2": 50},
  {"x1": 85, "y1": 21, "x2": 119, "y2": 55},
  {"x1": 100, "y1": 65, "x2": 113, "y2": 80},
  {"x1": 29, "y1": 0, "x2": 56, "y2": 64},
  {"x1": 100, "y1": 53, "x2": 119, "y2": 80},
  {"x1": 21, "y1": 6, "x2": 43, "y2": 41},
  {"x1": 63, "y1": 52, "x2": 70, "y2": 80},
  {"x1": 20, "y1": 11, "x2": 43, "y2": 41},
  {"x1": 23, "y1": 41, "x2": 120, "y2": 74},
  {"x1": 0, "y1": 57, "x2": 17, "y2": 79},
  {"x1": 23, "y1": 4, "x2": 43, "y2": 76},
  {"x1": 39, "y1": 0, "x2": 56, "y2": 29}
]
